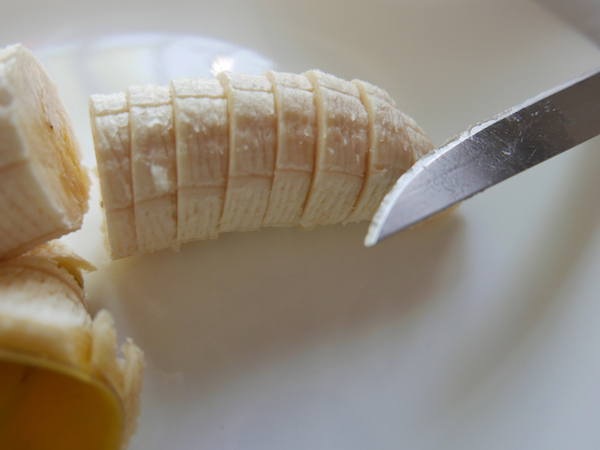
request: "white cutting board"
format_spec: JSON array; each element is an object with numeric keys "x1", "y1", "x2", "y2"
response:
[{"x1": 2, "y1": 0, "x2": 600, "y2": 448}]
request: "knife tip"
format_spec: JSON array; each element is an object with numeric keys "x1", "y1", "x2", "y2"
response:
[
  {"x1": 363, "y1": 182, "x2": 402, "y2": 248},
  {"x1": 363, "y1": 226, "x2": 379, "y2": 247}
]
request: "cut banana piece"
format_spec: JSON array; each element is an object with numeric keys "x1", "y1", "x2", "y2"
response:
[
  {"x1": 90, "y1": 93, "x2": 137, "y2": 260},
  {"x1": 171, "y1": 78, "x2": 229, "y2": 241},
  {"x1": 402, "y1": 112, "x2": 436, "y2": 162},
  {"x1": 92, "y1": 70, "x2": 433, "y2": 259},
  {"x1": 300, "y1": 70, "x2": 369, "y2": 228},
  {"x1": 262, "y1": 71, "x2": 317, "y2": 226},
  {"x1": 128, "y1": 84, "x2": 178, "y2": 254},
  {"x1": 0, "y1": 242, "x2": 144, "y2": 450},
  {"x1": 217, "y1": 72, "x2": 277, "y2": 232},
  {"x1": 345, "y1": 80, "x2": 433, "y2": 222},
  {"x1": 0, "y1": 44, "x2": 89, "y2": 260}
]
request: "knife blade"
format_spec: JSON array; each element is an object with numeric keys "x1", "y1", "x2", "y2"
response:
[{"x1": 365, "y1": 67, "x2": 600, "y2": 247}]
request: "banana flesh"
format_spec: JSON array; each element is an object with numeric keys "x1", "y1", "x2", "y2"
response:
[
  {"x1": 217, "y1": 72, "x2": 277, "y2": 232},
  {"x1": 0, "y1": 242, "x2": 144, "y2": 450},
  {"x1": 0, "y1": 44, "x2": 89, "y2": 261},
  {"x1": 91, "y1": 70, "x2": 434, "y2": 259},
  {"x1": 128, "y1": 85, "x2": 178, "y2": 254},
  {"x1": 171, "y1": 77, "x2": 229, "y2": 241},
  {"x1": 344, "y1": 80, "x2": 416, "y2": 222},
  {"x1": 300, "y1": 70, "x2": 369, "y2": 228},
  {"x1": 90, "y1": 93, "x2": 137, "y2": 260},
  {"x1": 262, "y1": 71, "x2": 316, "y2": 226}
]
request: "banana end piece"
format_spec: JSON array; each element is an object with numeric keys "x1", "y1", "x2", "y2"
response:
[
  {"x1": 0, "y1": 243, "x2": 144, "y2": 449},
  {"x1": 0, "y1": 44, "x2": 90, "y2": 261}
]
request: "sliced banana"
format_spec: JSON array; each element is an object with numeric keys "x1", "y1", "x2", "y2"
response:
[
  {"x1": 0, "y1": 242, "x2": 144, "y2": 449},
  {"x1": 127, "y1": 84, "x2": 178, "y2": 254},
  {"x1": 345, "y1": 80, "x2": 433, "y2": 222},
  {"x1": 262, "y1": 71, "x2": 317, "y2": 226},
  {"x1": 300, "y1": 70, "x2": 369, "y2": 228},
  {"x1": 217, "y1": 72, "x2": 277, "y2": 232},
  {"x1": 90, "y1": 93, "x2": 138, "y2": 259},
  {"x1": 93, "y1": 70, "x2": 433, "y2": 259},
  {"x1": 0, "y1": 44, "x2": 89, "y2": 260},
  {"x1": 171, "y1": 77, "x2": 229, "y2": 241}
]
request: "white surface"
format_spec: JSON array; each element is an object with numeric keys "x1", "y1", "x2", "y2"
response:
[{"x1": 3, "y1": 0, "x2": 600, "y2": 448}]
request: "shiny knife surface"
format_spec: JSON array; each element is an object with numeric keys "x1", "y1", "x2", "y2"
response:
[{"x1": 365, "y1": 67, "x2": 600, "y2": 247}]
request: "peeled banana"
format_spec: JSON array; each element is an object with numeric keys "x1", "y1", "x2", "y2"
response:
[
  {"x1": 0, "y1": 242, "x2": 144, "y2": 450},
  {"x1": 91, "y1": 70, "x2": 434, "y2": 259},
  {"x1": 0, "y1": 44, "x2": 89, "y2": 261}
]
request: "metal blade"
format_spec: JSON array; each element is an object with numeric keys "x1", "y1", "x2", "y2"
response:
[{"x1": 365, "y1": 67, "x2": 600, "y2": 247}]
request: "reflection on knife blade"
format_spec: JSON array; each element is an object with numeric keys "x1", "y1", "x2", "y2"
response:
[{"x1": 365, "y1": 67, "x2": 600, "y2": 247}]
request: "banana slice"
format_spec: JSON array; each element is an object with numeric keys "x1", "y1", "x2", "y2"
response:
[
  {"x1": 217, "y1": 72, "x2": 277, "y2": 232},
  {"x1": 402, "y1": 112, "x2": 436, "y2": 162},
  {"x1": 262, "y1": 71, "x2": 317, "y2": 226},
  {"x1": 0, "y1": 242, "x2": 144, "y2": 450},
  {"x1": 344, "y1": 80, "x2": 434, "y2": 222},
  {"x1": 171, "y1": 78, "x2": 229, "y2": 241},
  {"x1": 128, "y1": 85, "x2": 178, "y2": 254},
  {"x1": 300, "y1": 70, "x2": 369, "y2": 228},
  {"x1": 90, "y1": 93, "x2": 138, "y2": 259},
  {"x1": 0, "y1": 44, "x2": 89, "y2": 260}
]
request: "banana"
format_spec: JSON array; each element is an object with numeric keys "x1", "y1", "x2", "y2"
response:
[
  {"x1": 262, "y1": 71, "x2": 317, "y2": 226},
  {"x1": 217, "y1": 72, "x2": 277, "y2": 232},
  {"x1": 402, "y1": 111, "x2": 436, "y2": 162},
  {"x1": 344, "y1": 80, "x2": 433, "y2": 222},
  {"x1": 0, "y1": 44, "x2": 89, "y2": 261},
  {"x1": 299, "y1": 70, "x2": 369, "y2": 228},
  {"x1": 171, "y1": 77, "x2": 229, "y2": 241},
  {"x1": 90, "y1": 93, "x2": 138, "y2": 260},
  {"x1": 92, "y1": 70, "x2": 433, "y2": 259},
  {"x1": 0, "y1": 242, "x2": 144, "y2": 450},
  {"x1": 128, "y1": 84, "x2": 178, "y2": 254}
]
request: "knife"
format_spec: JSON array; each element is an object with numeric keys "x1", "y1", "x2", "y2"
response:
[{"x1": 364, "y1": 67, "x2": 600, "y2": 247}]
